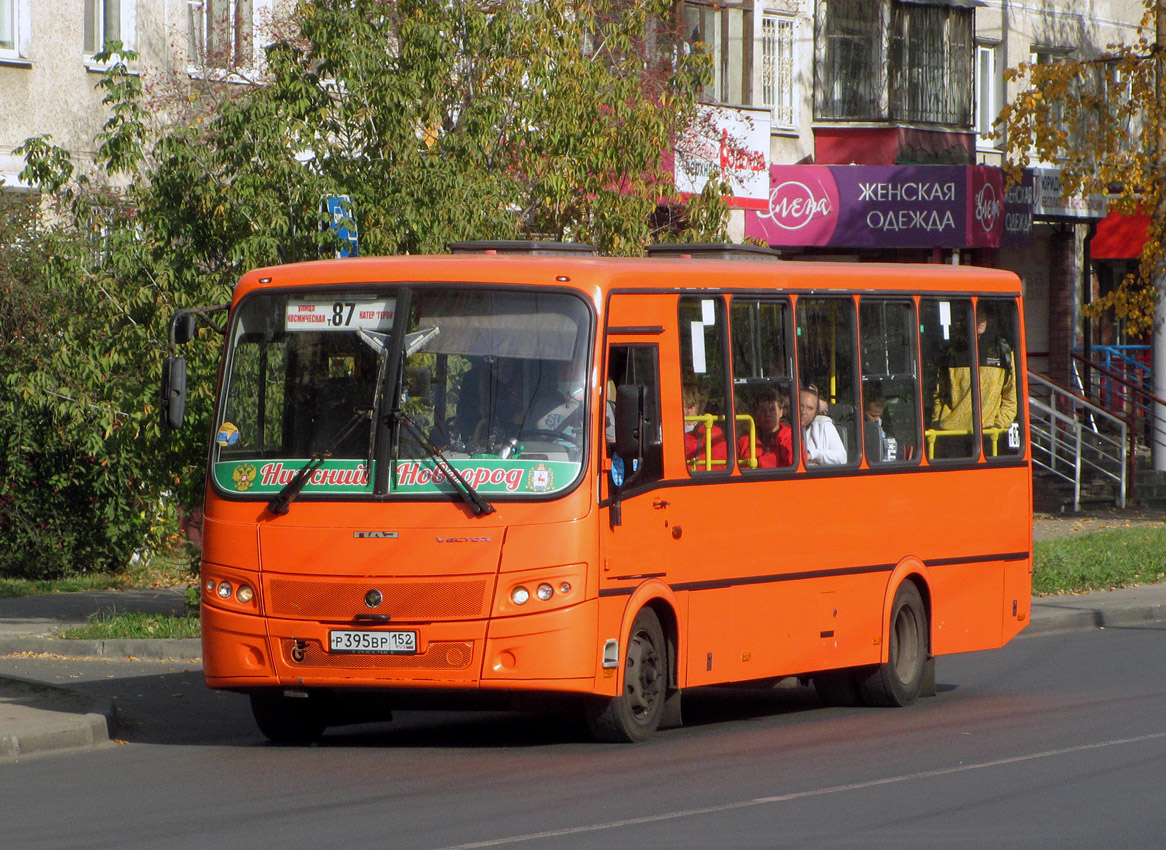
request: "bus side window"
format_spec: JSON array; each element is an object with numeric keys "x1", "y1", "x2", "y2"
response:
[
  {"x1": 679, "y1": 297, "x2": 731, "y2": 474},
  {"x1": 796, "y1": 297, "x2": 859, "y2": 466},
  {"x1": 976, "y1": 299, "x2": 1023, "y2": 460},
  {"x1": 729, "y1": 297, "x2": 795, "y2": 471},
  {"x1": 606, "y1": 344, "x2": 663, "y2": 486},
  {"x1": 859, "y1": 299, "x2": 921, "y2": 465},
  {"x1": 921, "y1": 297, "x2": 978, "y2": 460}
]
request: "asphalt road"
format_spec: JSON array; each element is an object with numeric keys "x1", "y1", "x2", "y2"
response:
[{"x1": 1, "y1": 621, "x2": 1164, "y2": 850}]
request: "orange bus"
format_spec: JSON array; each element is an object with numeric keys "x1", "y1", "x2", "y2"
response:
[{"x1": 163, "y1": 242, "x2": 1031, "y2": 743}]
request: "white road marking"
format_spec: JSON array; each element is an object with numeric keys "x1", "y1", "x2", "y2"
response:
[{"x1": 431, "y1": 731, "x2": 1166, "y2": 850}]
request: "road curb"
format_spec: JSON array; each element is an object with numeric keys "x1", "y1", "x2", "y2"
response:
[
  {"x1": 0, "y1": 673, "x2": 117, "y2": 760},
  {"x1": 1028, "y1": 598, "x2": 1166, "y2": 635},
  {"x1": 0, "y1": 637, "x2": 202, "y2": 661}
]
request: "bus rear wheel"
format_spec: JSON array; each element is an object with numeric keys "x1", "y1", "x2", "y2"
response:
[
  {"x1": 585, "y1": 607, "x2": 667, "y2": 743},
  {"x1": 250, "y1": 691, "x2": 328, "y2": 744},
  {"x1": 858, "y1": 581, "x2": 928, "y2": 707}
]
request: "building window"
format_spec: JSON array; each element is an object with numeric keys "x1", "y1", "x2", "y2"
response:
[
  {"x1": 975, "y1": 43, "x2": 1002, "y2": 148},
  {"x1": 889, "y1": 2, "x2": 972, "y2": 125},
  {"x1": 681, "y1": 1, "x2": 752, "y2": 106},
  {"x1": 814, "y1": 0, "x2": 884, "y2": 120},
  {"x1": 85, "y1": 0, "x2": 136, "y2": 61},
  {"x1": 1026, "y1": 46, "x2": 1071, "y2": 157},
  {"x1": 814, "y1": 0, "x2": 973, "y2": 126},
  {"x1": 761, "y1": 14, "x2": 795, "y2": 130},
  {"x1": 0, "y1": 0, "x2": 14, "y2": 52},
  {"x1": 189, "y1": 0, "x2": 254, "y2": 71},
  {"x1": 0, "y1": 0, "x2": 29, "y2": 61},
  {"x1": 85, "y1": 0, "x2": 120, "y2": 55}
]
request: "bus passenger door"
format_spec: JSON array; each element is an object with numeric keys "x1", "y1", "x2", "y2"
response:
[{"x1": 600, "y1": 342, "x2": 673, "y2": 586}]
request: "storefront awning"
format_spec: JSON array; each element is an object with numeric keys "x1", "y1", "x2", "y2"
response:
[{"x1": 1092, "y1": 211, "x2": 1149, "y2": 260}]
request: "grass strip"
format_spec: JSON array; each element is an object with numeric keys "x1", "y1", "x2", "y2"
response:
[
  {"x1": 61, "y1": 611, "x2": 201, "y2": 640},
  {"x1": 0, "y1": 574, "x2": 129, "y2": 599},
  {"x1": 1033, "y1": 526, "x2": 1166, "y2": 595},
  {"x1": 0, "y1": 550, "x2": 195, "y2": 599}
]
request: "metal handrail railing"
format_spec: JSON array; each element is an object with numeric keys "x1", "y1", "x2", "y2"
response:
[
  {"x1": 1071, "y1": 352, "x2": 1166, "y2": 463},
  {"x1": 1028, "y1": 370, "x2": 1127, "y2": 510}
]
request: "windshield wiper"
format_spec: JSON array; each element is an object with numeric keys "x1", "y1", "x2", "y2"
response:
[
  {"x1": 267, "y1": 410, "x2": 370, "y2": 516},
  {"x1": 398, "y1": 412, "x2": 495, "y2": 517}
]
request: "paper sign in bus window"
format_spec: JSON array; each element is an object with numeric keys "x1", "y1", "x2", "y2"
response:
[{"x1": 690, "y1": 321, "x2": 707, "y2": 373}]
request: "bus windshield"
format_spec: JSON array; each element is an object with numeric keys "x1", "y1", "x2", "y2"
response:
[{"x1": 212, "y1": 286, "x2": 592, "y2": 501}]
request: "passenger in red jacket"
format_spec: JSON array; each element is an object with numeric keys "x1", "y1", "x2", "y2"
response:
[{"x1": 738, "y1": 386, "x2": 793, "y2": 469}]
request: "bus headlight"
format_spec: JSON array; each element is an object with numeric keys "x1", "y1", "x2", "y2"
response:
[
  {"x1": 202, "y1": 569, "x2": 260, "y2": 612},
  {"x1": 495, "y1": 564, "x2": 586, "y2": 616}
]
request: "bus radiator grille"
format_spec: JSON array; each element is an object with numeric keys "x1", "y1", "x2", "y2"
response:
[
  {"x1": 280, "y1": 639, "x2": 474, "y2": 670},
  {"x1": 267, "y1": 578, "x2": 489, "y2": 620}
]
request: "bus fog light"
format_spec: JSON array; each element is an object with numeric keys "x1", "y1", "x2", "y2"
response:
[
  {"x1": 559, "y1": 582, "x2": 571, "y2": 595},
  {"x1": 236, "y1": 584, "x2": 254, "y2": 604},
  {"x1": 537, "y1": 583, "x2": 554, "y2": 601},
  {"x1": 217, "y1": 581, "x2": 233, "y2": 599},
  {"x1": 511, "y1": 586, "x2": 530, "y2": 605}
]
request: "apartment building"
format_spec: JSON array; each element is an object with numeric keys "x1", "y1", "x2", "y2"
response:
[
  {"x1": 680, "y1": 0, "x2": 1146, "y2": 385},
  {"x1": 3, "y1": 0, "x2": 1149, "y2": 387},
  {"x1": 0, "y1": 0, "x2": 276, "y2": 189}
]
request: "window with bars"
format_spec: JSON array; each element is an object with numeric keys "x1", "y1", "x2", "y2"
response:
[
  {"x1": 761, "y1": 14, "x2": 795, "y2": 130},
  {"x1": 814, "y1": 0, "x2": 973, "y2": 127},
  {"x1": 814, "y1": 0, "x2": 883, "y2": 120},
  {"x1": 888, "y1": 2, "x2": 972, "y2": 125}
]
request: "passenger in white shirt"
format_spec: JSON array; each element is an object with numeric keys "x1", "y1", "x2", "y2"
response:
[{"x1": 798, "y1": 386, "x2": 847, "y2": 465}]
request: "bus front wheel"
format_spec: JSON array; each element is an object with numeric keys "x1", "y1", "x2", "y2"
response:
[
  {"x1": 250, "y1": 691, "x2": 328, "y2": 744},
  {"x1": 585, "y1": 607, "x2": 667, "y2": 743},
  {"x1": 858, "y1": 581, "x2": 928, "y2": 707}
]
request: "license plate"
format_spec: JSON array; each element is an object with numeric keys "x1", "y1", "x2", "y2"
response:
[{"x1": 329, "y1": 629, "x2": 417, "y2": 655}]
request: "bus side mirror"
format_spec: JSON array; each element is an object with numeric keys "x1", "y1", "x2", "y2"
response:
[
  {"x1": 172, "y1": 313, "x2": 197, "y2": 345},
  {"x1": 161, "y1": 356, "x2": 187, "y2": 430},
  {"x1": 614, "y1": 384, "x2": 645, "y2": 462}
]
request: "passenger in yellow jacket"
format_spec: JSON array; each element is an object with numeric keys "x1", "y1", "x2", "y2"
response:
[{"x1": 931, "y1": 310, "x2": 1017, "y2": 456}]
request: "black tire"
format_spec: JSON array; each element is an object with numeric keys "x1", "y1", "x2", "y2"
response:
[
  {"x1": 250, "y1": 691, "x2": 328, "y2": 744},
  {"x1": 857, "y1": 581, "x2": 928, "y2": 707},
  {"x1": 585, "y1": 607, "x2": 667, "y2": 743}
]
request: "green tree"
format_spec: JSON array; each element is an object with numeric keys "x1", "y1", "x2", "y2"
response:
[
  {"x1": 998, "y1": 0, "x2": 1166, "y2": 466},
  {"x1": 998, "y1": 0, "x2": 1165, "y2": 336},
  {"x1": 2, "y1": 0, "x2": 725, "y2": 577}
]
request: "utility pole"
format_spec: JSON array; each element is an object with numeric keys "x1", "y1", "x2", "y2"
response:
[{"x1": 1152, "y1": 2, "x2": 1166, "y2": 469}]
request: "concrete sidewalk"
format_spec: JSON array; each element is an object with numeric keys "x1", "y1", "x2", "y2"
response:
[
  {"x1": 3, "y1": 511, "x2": 1166, "y2": 760},
  {"x1": 0, "y1": 587, "x2": 200, "y2": 761}
]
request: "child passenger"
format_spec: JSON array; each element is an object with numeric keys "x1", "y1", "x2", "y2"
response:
[
  {"x1": 738, "y1": 387, "x2": 792, "y2": 469},
  {"x1": 683, "y1": 384, "x2": 726, "y2": 469}
]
